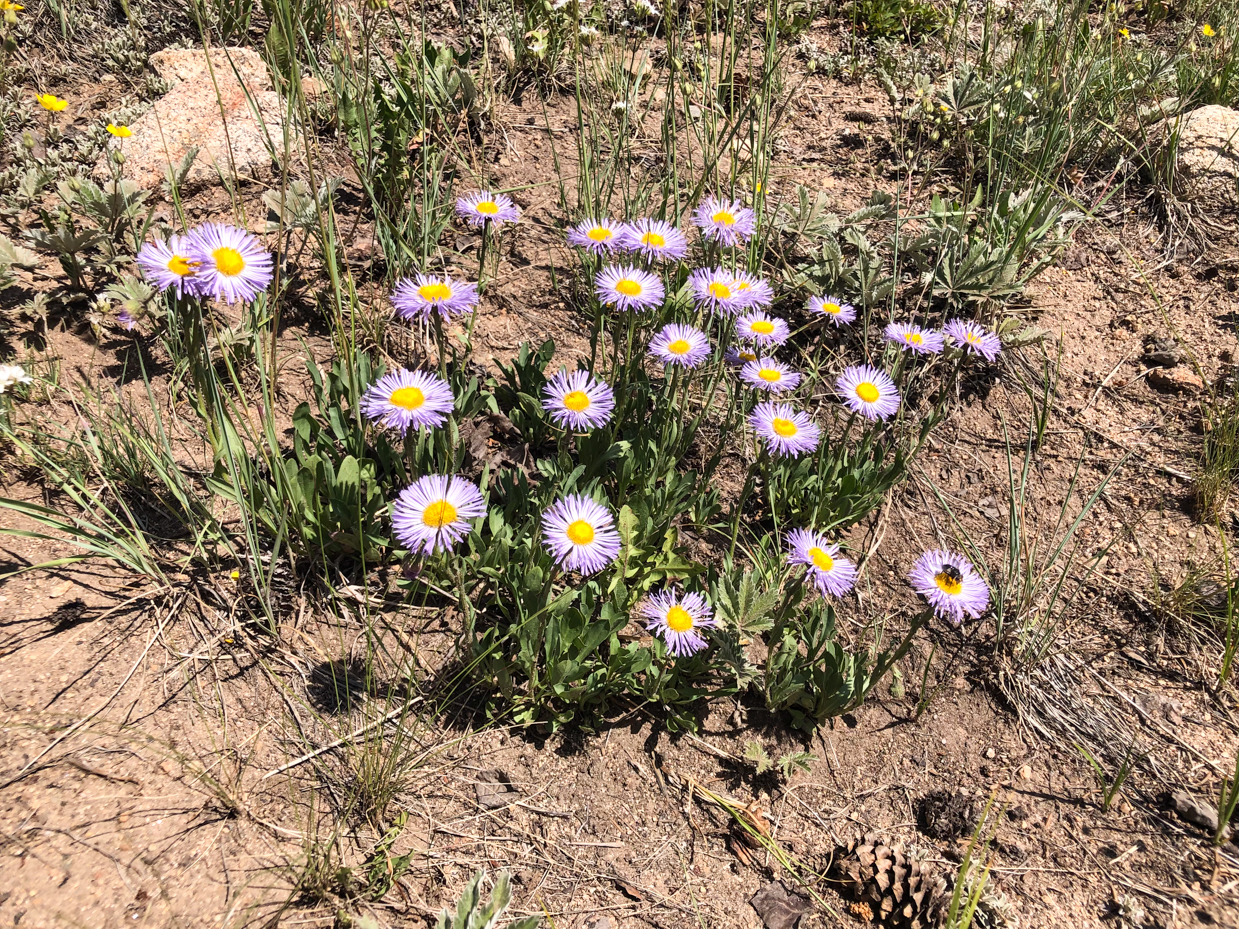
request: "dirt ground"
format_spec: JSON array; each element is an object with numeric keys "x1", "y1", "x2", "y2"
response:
[{"x1": 4, "y1": 12, "x2": 1239, "y2": 929}]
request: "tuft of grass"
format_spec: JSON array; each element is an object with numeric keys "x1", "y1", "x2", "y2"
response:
[
  {"x1": 1194, "y1": 385, "x2": 1239, "y2": 522},
  {"x1": 1074, "y1": 742, "x2": 1138, "y2": 813}
]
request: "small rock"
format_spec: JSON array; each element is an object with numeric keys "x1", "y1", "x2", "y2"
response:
[
  {"x1": 1143, "y1": 335, "x2": 1185, "y2": 368},
  {"x1": 1060, "y1": 247, "x2": 1089, "y2": 270},
  {"x1": 1148, "y1": 366, "x2": 1204, "y2": 394},
  {"x1": 985, "y1": 747, "x2": 996, "y2": 759},
  {"x1": 1018, "y1": 764, "x2": 1033, "y2": 781},
  {"x1": 749, "y1": 881, "x2": 811, "y2": 929},
  {"x1": 1166, "y1": 789, "x2": 1226, "y2": 838},
  {"x1": 474, "y1": 769, "x2": 517, "y2": 810}
]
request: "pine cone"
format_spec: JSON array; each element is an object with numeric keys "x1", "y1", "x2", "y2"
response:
[{"x1": 829, "y1": 833, "x2": 948, "y2": 929}]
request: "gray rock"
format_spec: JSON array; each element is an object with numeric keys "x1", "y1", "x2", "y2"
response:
[
  {"x1": 474, "y1": 769, "x2": 517, "y2": 810},
  {"x1": 1143, "y1": 335, "x2": 1185, "y2": 369},
  {"x1": 749, "y1": 881, "x2": 811, "y2": 929},
  {"x1": 98, "y1": 47, "x2": 293, "y2": 197}
]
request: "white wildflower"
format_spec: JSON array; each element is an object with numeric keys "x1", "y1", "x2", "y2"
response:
[{"x1": 0, "y1": 364, "x2": 32, "y2": 394}]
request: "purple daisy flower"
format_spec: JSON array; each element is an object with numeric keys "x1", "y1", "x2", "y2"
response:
[
  {"x1": 944, "y1": 319, "x2": 1002, "y2": 362},
  {"x1": 542, "y1": 493, "x2": 621, "y2": 575},
  {"x1": 392, "y1": 474, "x2": 486, "y2": 556},
  {"x1": 135, "y1": 233, "x2": 201, "y2": 297},
  {"x1": 749, "y1": 401, "x2": 821, "y2": 458},
  {"x1": 567, "y1": 218, "x2": 621, "y2": 255},
  {"x1": 836, "y1": 365, "x2": 900, "y2": 421},
  {"x1": 641, "y1": 588, "x2": 717, "y2": 657},
  {"x1": 619, "y1": 218, "x2": 689, "y2": 262},
  {"x1": 116, "y1": 310, "x2": 138, "y2": 332},
  {"x1": 185, "y1": 224, "x2": 273, "y2": 304},
  {"x1": 740, "y1": 357, "x2": 801, "y2": 393},
  {"x1": 884, "y1": 322, "x2": 945, "y2": 356},
  {"x1": 688, "y1": 266, "x2": 747, "y2": 316},
  {"x1": 908, "y1": 549, "x2": 990, "y2": 625},
  {"x1": 786, "y1": 528, "x2": 858, "y2": 598},
  {"x1": 595, "y1": 264, "x2": 664, "y2": 312},
  {"x1": 724, "y1": 345, "x2": 761, "y2": 367},
  {"x1": 806, "y1": 294, "x2": 857, "y2": 327},
  {"x1": 455, "y1": 190, "x2": 521, "y2": 228},
  {"x1": 648, "y1": 323, "x2": 711, "y2": 369},
  {"x1": 360, "y1": 368, "x2": 454, "y2": 431},
  {"x1": 542, "y1": 369, "x2": 615, "y2": 431},
  {"x1": 391, "y1": 274, "x2": 480, "y2": 321},
  {"x1": 728, "y1": 270, "x2": 773, "y2": 310},
  {"x1": 693, "y1": 196, "x2": 757, "y2": 247},
  {"x1": 736, "y1": 310, "x2": 790, "y2": 347}
]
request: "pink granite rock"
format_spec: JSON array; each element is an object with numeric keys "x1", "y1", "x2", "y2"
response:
[{"x1": 102, "y1": 47, "x2": 294, "y2": 198}]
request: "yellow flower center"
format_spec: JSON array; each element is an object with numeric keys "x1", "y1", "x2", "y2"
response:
[
  {"x1": 212, "y1": 247, "x2": 245, "y2": 277},
  {"x1": 855, "y1": 382, "x2": 880, "y2": 403},
  {"x1": 750, "y1": 320, "x2": 775, "y2": 335},
  {"x1": 422, "y1": 500, "x2": 457, "y2": 528},
  {"x1": 733, "y1": 280, "x2": 751, "y2": 292},
  {"x1": 771, "y1": 417, "x2": 797, "y2": 437},
  {"x1": 712, "y1": 210, "x2": 736, "y2": 226},
  {"x1": 567, "y1": 519, "x2": 595, "y2": 545},
  {"x1": 708, "y1": 282, "x2": 732, "y2": 299},
  {"x1": 738, "y1": 351, "x2": 757, "y2": 362},
  {"x1": 966, "y1": 332, "x2": 980, "y2": 344},
  {"x1": 562, "y1": 390, "x2": 591, "y2": 412},
  {"x1": 419, "y1": 282, "x2": 452, "y2": 301},
  {"x1": 758, "y1": 368, "x2": 781, "y2": 382},
  {"x1": 668, "y1": 339, "x2": 691, "y2": 355},
  {"x1": 666, "y1": 605, "x2": 694, "y2": 632},
  {"x1": 389, "y1": 386, "x2": 425, "y2": 410},
  {"x1": 167, "y1": 254, "x2": 196, "y2": 277},
  {"x1": 475, "y1": 200, "x2": 500, "y2": 215},
  {"x1": 808, "y1": 547, "x2": 834, "y2": 572},
  {"x1": 640, "y1": 231, "x2": 666, "y2": 248},
  {"x1": 587, "y1": 226, "x2": 612, "y2": 242},
  {"x1": 934, "y1": 571, "x2": 962, "y2": 595},
  {"x1": 614, "y1": 279, "x2": 642, "y2": 297},
  {"x1": 822, "y1": 302, "x2": 841, "y2": 315},
  {"x1": 905, "y1": 332, "x2": 923, "y2": 345}
]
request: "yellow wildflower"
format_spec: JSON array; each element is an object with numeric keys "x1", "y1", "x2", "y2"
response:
[
  {"x1": 1118, "y1": 27, "x2": 1129, "y2": 39},
  {"x1": 106, "y1": 123, "x2": 132, "y2": 138},
  {"x1": 1203, "y1": 24, "x2": 1216, "y2": 37},
  {"x1": 36, "y1": 93, "x2": 67, "y2": 112}
]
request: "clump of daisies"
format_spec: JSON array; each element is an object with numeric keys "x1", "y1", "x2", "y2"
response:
[{"x1": 135, "y1": 224, "x2": 273, "y2": 304}]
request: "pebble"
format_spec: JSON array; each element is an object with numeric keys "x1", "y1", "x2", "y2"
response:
[{"x1": 1018, "y1": 764, "x2": 1033, "y2": 781}]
